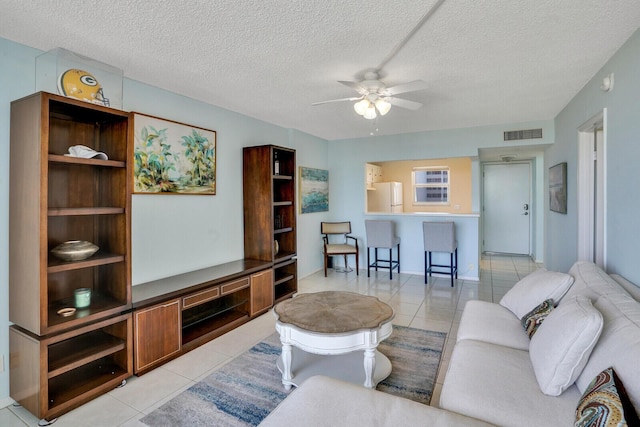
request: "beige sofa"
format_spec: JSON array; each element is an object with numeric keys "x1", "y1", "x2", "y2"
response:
[
  {"x1": 260, "y1": 261, "x2": 640, "y2": 426},
  {"x1": 439, "y1": 261, "x2": 640, "y2": 426}
]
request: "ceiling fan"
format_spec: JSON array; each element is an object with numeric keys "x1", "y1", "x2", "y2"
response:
[
  {"x1": 312, "y1": 71, "x2": 428, "y2": 119},
  {"x1": 312, "y1": 0, "x2": 445, "y2": 120}
]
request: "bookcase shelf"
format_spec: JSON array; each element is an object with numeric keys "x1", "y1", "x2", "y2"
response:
[
  {"x1": 9, "y1": 92, "x2": 132, "y2": 421},
  {"x1": 243, "y1": 145, "x2": 298, "y2": 306}
]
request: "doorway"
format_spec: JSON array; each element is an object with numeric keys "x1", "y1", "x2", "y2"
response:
[
  {"x1": 577, "y1": 110, "x2": 606, "y2": 268},
  {"x1": 483, "y1": 162, "x2": 532, "y2": 255}
]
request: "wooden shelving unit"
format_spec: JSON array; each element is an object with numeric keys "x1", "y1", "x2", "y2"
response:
[
  {"x1": 10, "y1": 313, "x2": 132, "y2": 421},
  {"x1": 243, "y1": 145, "x2": 297, "y2": 304},
  {"x1": 9, "y1": 92, "x2": 132, "y2": 421},
  {"x1": 274, "y1": 258, "x2": 297, "y2": 302},
  {"x1": 131, "y1": 261, "x2": 272, "y2": 374}
]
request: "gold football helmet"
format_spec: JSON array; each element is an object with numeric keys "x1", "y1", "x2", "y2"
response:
[{"x1": 57, "y1": 69, "x2": 110, "y2": 106}]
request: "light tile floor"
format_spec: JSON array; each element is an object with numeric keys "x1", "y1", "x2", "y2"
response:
[{"x1": 2, "y1": 254, "x2": 539, "y2": 426}]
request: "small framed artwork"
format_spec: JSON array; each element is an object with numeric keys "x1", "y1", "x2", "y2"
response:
[
  {"x1": 299, "y1": 167, "x2": 329, "y2": 213},
  {"x1": 549, "y1": 162, "x2": 567, "y2": 214},
  {"x1": 132, "y1": 113, "x2": 216, "y2": 194}
]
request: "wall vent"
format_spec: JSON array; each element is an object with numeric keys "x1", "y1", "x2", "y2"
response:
[{"x1": 503, "y1": 128, "x2": 543, "y2": 141}]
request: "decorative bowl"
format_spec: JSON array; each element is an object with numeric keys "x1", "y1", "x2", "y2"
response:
[{"x1": 51, "y1": 240, "x2": 99, "y2": 262}]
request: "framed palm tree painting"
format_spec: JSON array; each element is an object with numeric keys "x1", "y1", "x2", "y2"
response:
[{"x1": 132, "y1": 113, "x2": 216, "y2": 194}]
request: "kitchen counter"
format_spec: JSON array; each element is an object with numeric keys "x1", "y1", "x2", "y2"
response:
[
  {"x1": 361, "y1": 212, "x2": 480, "y2": 280},
  {"x1": 367, "y1": 211, "x2": 480, "y2": 217}
]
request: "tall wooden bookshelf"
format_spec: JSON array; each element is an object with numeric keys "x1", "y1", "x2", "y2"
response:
[
  {"x1": 243, "y1": 145, "x2": 297, "y2": 303},
  {"x1": 9, "y1": 92, "x2": 132, "y2": 421}
]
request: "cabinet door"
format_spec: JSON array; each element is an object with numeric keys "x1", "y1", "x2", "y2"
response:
[
  {"x1": 373, "y1": 165, "x2": 383, "y2": 183},
  {"x1": 366, "y1": 164, "x2": 374, "y2": 184},
  {"x1": 250, "y1": 269, "x2": 274, "y2": 316},
  {"x1": 134, "y1": 300, "x2": 181, "y2": 373}
]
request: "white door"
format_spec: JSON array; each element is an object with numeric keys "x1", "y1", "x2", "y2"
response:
[{"x1": 483, "y1": 163, "x2": 531, "y2": 254}]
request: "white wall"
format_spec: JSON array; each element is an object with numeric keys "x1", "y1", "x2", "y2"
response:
[{"x1": 546, "y1": 27, "x2": 640, "y2": 282}]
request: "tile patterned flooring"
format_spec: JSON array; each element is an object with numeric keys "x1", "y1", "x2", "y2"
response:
[{"x1": 2, "y1": 254, "x2": 539, "y2": 426}]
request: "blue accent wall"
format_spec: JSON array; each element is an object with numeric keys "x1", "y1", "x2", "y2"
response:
[{"x1": 546, "y1": 27, "x2": 640, "y2": 280}]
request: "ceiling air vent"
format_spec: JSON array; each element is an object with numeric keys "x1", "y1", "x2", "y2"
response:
[{"x1": 503, "y1": 128, "x2": 543, "y2": 141}]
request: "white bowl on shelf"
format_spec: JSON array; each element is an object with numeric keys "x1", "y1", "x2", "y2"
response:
[{"x1": 51, "y1": 240, "x2": 99, "y2": 262}]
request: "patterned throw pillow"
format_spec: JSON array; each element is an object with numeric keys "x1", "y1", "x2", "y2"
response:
[
  {"x1": 576, "y1": 367, "x2": 640, "y2": 427},
  {"x1": 520, "y1": 299, "x2": 554, "y2": 338}
]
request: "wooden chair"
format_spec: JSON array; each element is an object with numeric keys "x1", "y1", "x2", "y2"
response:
[{"x1": 321, "y1": 222, "x2": 359, "y2": 276}]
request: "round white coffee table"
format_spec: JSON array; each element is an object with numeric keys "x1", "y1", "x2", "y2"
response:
[{"x1": 273, "y1": 291, "x2": 395, "y2": 390}]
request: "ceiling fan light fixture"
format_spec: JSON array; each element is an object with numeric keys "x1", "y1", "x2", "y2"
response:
[
  {"x1": 375, "y1": 98, "x2": 391, "y2": 115},
  {"x1": 354, "y1": 99, "x2": 370, "y2": 115},
  {"x1": 363, "y1": 104, "x2": 377, "y2": 120}
]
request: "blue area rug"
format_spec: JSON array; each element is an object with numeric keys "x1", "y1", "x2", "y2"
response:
[{"x1": 141, "y1": 326, "x2": 446, "y2": 426}]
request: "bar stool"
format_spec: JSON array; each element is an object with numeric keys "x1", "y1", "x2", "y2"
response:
[
  {"x1": 423, "y1": 221, "x2": 458, "y2": 286},
  {"x1": 365, "y1": 219, "x2": 400, "y2": 279}
]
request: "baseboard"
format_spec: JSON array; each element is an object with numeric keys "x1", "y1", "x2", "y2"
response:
[
  {"x1": 312, "y1": 265, "x2": 480, "y2": 282},
  {"x1": 298, "y1": 269, "x2": 320, "y2": 280},
  {"x1": 0, "y1": 396, "x2": 16, "y2": 409},
  {"x1": 398, "y1": 269, "x2": 479, "y2": 282}
]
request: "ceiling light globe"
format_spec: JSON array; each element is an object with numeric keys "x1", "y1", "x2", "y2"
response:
[
  {"x1": 354, "y1": 99, "x2": 369, "y2": 115},
  {"x1": 363, "y1": 104, "x2": 377, "y2": 120},
  {"x1": 375, "y1": 99, "x2": 391, "y2": 115}
]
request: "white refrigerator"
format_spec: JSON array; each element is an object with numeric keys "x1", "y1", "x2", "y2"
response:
[{"x1": 368, "y1": 182, "x2": 403, "y2": 213}]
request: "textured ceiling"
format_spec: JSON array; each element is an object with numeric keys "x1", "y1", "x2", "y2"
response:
[{"x1": 1, "y1": 0, "x2": 640, "y2": 141}]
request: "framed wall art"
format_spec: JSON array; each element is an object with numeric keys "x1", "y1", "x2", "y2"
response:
[
  {"x1": 133, "y1": 113, "x2": 216, "y2": 194},
  {"x1": 299, "y1": 167, "x2": 329, "y2": 213},
  {"x1": 549, "y1": 162, "x2": 567, "y2": 214}
]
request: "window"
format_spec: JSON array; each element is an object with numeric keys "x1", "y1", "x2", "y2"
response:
[{"x1": 412, "y1": 167, "x2": 449, "y2": 204}]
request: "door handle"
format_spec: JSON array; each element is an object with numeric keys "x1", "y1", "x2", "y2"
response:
[{"x1": 523, "y1": 212, "x2": 529, "y2": 215}]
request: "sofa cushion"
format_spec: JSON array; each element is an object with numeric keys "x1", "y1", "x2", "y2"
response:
[
  {"x1": 456, "y1": 300, "x2": 530, "y2": 350},
  {"x1": 575, "y1": 367, "x2": 640, "y2": 427},
  {"x1": 500, "y1": 268, "x2": 574, "y2": 318},
  {"x1": 565, "y1": 261, "x2": 631, "y2": 301},
  {"x1": 575, "y1": 293, "x2": 640, "y2": 413},
  {"x1": 258, "y1": 375, "x2": 495, "y2": 427},
  {"x1": 439, "y1": 339, "x2": 581, "y2": 427},
  {"x1": 529, "y1": 295, "x2": 603, "y2": 396},
  {"x1": 610, "y1": 273, "x2": 640, "y2": 302},
  {"x1": 521, "y1": 298, "x2": 554, "y2": 338}
]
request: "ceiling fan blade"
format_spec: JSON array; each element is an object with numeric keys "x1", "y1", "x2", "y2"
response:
[
  {"x1": 312, "y1": 96, "x2": 363, "y2": 106},
  {"x1": 387, "y1": 97, "x2": 423, "y2": 110},
  {"x1": 385, "y1": 80, "x2": 428, "y2": 96},
  {"x1": 338, "y1": 80, "x2": 368, "y2": 95}
]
